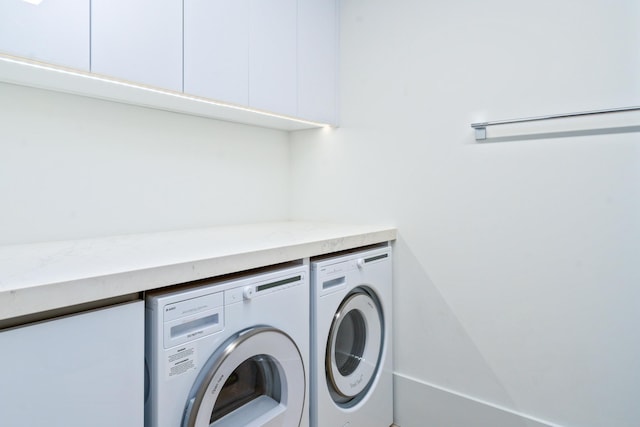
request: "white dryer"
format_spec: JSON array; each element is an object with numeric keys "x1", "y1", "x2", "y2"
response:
[
  {"x1": 145, "y1": 264, "x2": 309, "y2": 427},
  {"x1": 310, "y1": 245, "x2": 393, "y2": 427}
]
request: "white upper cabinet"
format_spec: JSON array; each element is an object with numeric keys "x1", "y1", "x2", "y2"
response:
[
  {"x1": 0, "y1": 0, "x2": 337, "y2": 128},
  {"x1": 185, "y1": 0, "x2": 306, "y2": 120},
  {"x1": 298, "y1": 0, "x2": 338, "y2": 124},
  {"x1": 0, "y1": 0, "x2": 89, "y2": 71},
  {"x1": 185, "y1": 0, "x2": 338, "y2": 124},
  {"x1": 91, "y1": 0, "x2": 182, "y2": 91},
  {"x1": 184, "y1": 0, "x2": 249, "y2": 105},
  {"x1": 249, "y1": 0, "x2": 298, "y2": 117}
]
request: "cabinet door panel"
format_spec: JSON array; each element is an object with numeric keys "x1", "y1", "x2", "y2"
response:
[
  {"x1": 0, "y1": 301, "x2": 144, "y2": 427},
  {"x1": 91, "y1": 0, "x2": 182, "y2": 91},
  {"x1": 184, "y1": 0, "x2": 249, "y2": 105},
  {"x1": 298, "y1": 0, "x2": 338, "y2": 124},
  {"x1": 0, "y1": 0, "x2": 89, "y2": 70},
  {"x1": 249, "y1": 0, "x2": 297, "y2": 116}
]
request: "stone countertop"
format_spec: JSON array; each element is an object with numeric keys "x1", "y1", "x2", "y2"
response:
[{"x1": 0, "y1": 221, "x2": 396, "y2": 321}]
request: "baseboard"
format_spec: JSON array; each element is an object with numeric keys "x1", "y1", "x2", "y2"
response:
[{"x1": 393, "y1": 373, "x2": 562, "y2": 427}]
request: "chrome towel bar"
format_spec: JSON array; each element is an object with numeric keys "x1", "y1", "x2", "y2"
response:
[{"x1": 471, "y1": 105, "x2": 640, "y2": 140}]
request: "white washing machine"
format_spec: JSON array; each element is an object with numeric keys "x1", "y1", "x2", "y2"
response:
[
  {"x1": 310, "y1": 245, "x2": 393, "y2": 427},
  {"x1": 145, "y1": 264, "x2": 309, "y2": 427}
]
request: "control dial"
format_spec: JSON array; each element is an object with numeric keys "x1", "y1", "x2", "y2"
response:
[{"x1": 243, "y1": 285, "x2": 256, "y2": 300}]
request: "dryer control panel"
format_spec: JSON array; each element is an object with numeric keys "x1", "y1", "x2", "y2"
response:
[{"x1": 312, "y1": 246, "x2": 391, "y2": 297}]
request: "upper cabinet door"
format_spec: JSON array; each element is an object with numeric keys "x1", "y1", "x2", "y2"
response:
[
  {"x1": 0, "y1": 0, "x2": 89, "y2": 71},
  {"x1": 249, "y1": 0, "x2": 297, "y2": 117},
  {"x1": 298, "y1": 0, "x2": 338, "y2": 125},
  {"x1": 91, "y1": 0, "x2": 182, "y2": 92},
  {"x1": 184, "y1": 0, "x2": 249, "y2": 105}
]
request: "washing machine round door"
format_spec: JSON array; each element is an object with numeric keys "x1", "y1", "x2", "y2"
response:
[
  {"x1": 326, "y1": 287, "x2": 383, "y2": 404},
  {"x1": 182, "y1": 326, "x2": 305, "y2": 427}
]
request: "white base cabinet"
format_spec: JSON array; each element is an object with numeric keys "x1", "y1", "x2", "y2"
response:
[{"x1": 0, "y1": 301, "x2": 144, "y2": 427}]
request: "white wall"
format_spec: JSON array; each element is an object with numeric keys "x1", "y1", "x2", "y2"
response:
[
  {"x1": 291, "y1": 1, "x2": 640, "y2": 426},
  {"x1": 0, "y1": 83, "x2": 290, "y2": 245}
]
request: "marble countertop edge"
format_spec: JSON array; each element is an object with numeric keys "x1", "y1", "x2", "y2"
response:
[{"x1": 0, "y1": 221, "x2": 397, "y2": 321}]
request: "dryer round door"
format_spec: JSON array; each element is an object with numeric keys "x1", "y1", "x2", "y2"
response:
[
  {"x1": 182, "y1": 326, "x2": 305, "y2": 427},
  {"x1": 326, "y1": 287, "x2": 384, "y2": 405}
]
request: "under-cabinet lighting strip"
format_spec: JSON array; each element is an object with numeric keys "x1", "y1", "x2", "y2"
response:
[{"x1": 0, "y1": 54, "x2": 332, "y2": 129}]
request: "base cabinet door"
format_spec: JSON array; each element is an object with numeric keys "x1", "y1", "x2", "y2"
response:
[{"x1": 0, "y1": 301, "x2": 144, "y2": 427}]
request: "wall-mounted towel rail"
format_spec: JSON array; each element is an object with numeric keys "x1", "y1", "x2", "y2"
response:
[{"x1": 471, "y1": 106, "x2": 640, "y2": 140}]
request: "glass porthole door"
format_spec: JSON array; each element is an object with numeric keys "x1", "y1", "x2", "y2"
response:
[
  {"x1": 326, "y1": 287, "x2": 383, "y2": 405},
  {"x1": 183, "y1": 326, "x2": 305, "y2": 427}
]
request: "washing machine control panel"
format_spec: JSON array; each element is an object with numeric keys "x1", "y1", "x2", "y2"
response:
[
  {"x1": 241, "y1": 273, "x2": 305, "y2": 300},
  {"x1": 162, "y1": 292, "x2": 224, "y2": 349},
  {"x1": 319, "y1": 259, "x2": 358, "y2": 278},
  {"x1": 163, "y1": 292, "x2": 222, "y2": 322}
]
